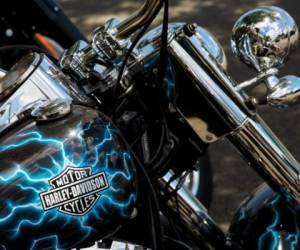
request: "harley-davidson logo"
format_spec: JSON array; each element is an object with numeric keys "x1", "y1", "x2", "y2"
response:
[{"x1": 40, "y1": 166, "x2": 109, "y2": 216}]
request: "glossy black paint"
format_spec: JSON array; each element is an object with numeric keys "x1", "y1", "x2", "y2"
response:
[
  {"x1": 0, "y1": 105, "x2": 137, "y2": 250},
  {"x1": 228, "y1": 184, "x2": 300, "y2": 250}
]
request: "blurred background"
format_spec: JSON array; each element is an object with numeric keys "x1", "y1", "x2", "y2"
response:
[{"x1": 60, "y1": 0, "x2": 300, "y2": 231}]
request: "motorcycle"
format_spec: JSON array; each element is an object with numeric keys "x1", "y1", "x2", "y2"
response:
[{"x1": 0, "y1": 0, "x2": 300, "y2": 249}]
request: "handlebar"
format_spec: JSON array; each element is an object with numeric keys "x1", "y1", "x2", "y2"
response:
[{"x1": 116, "y1": 0, "x2": 161, "y2": 38}]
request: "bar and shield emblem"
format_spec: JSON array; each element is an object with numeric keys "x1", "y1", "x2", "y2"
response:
[{"x1": 40, "y1": 166, "x2": 109, "y2": 216}]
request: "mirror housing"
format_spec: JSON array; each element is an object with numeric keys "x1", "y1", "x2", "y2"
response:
[
  {"x1": 231, "y1": 6, "x2": 300, "y2": 109},
  {"x1": 231, "y1": 6, "x2": 299, "y2": 72},
  {"x1": 267, "y1": 75, "x2": 300, "y2": 107}
]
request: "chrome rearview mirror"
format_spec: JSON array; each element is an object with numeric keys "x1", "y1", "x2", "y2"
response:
[
  {"x1": 231, "y1": 6, "x2": 299, "y2": 72},
  {"x1": 231, "y1": 6, "x2": 300, "y2": 108},
  {"x1": 267, "y1": 75, "x2": 300, "y2": 107}
]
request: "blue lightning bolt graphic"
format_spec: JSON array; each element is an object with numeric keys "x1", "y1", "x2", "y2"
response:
[
  {"x1": 144, "y1": 55, "x2": 176, "y2": 100},
  {"x1": 256, "y1": 194, "x2": 300, "y2": 250},
  {"x1": 0, "y1": 120, "x2": 136, "y2": 249},
  {"x1": 257, "y1": 196, "x2": 281, "y2": 250}
]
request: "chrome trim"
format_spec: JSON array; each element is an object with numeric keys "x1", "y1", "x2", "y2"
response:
[
  {"x1": 231, "y1": 6, "x2": 299, "y2": 72},
  {"x1": 135, "y1": 23, "x2": 228, "y2": 71},
  {"x1": 60, "y1": 40, "x2": 92, "y2": 79},
  {"x1": 169, "y1": 34, "x2": 300, "y2": 203},
  {"x1": 236, "y1": 68, "x2": 278, "y2": 91},
  {"x1": 116, "y1": 0, "x2": 161, "y2": 38},
  {"x1": 0, "y1": 55, "x2": 89, "y2": 133},
  {"x1": 71, "y1": 240, "x2": 150, "y2": 250},
  {"x1": 230, "y1": 116, "x2": 300, "y2": 203},
  {"x1": 267, "y1": 75, "x2": 300, "y2": 107},
  {"x1": 183, "y1": 170, "x2": 201, "y2": 196},
  {"x1": 180, "y1": 35, "x2": 246, "y2": 105},
  {"x1": 31, "y1": 99, "x2": 72, "y2": 122},
  {"x1": 0, "y1": 68, "x2": 7, "y2": 79},
  {"x1": 168, "y1": 39, "x2": 247, "y2": 142},
  {"x1": 0, "y1": 53, "x2": 40, "y2": 102},
  {"x1": 193, "y1": 26, "x2": 227, "y2": 70},
  {"x1": 160, "y1": 171, "x2": 226, "y2": 248}
]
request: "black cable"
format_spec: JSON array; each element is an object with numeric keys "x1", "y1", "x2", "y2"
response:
[
  {"x1": 163, "y1": 236, "x2": 192, "y2": 250},
  {"x1": 148, "y1": 191, "x2": 160, "y2": 250},
  {"x1": 146, "y1": 0, "x2": 170, "y2": 169},
  {"x1": 127, "y1": 147, "x2": 165, "y2": 250},
  {"x1": 156, "y1": 0, "x2": 169, "y2": 92},
  {"x1": 99, "y1": 108, "x2": 165, "y2": 249},
  {"x1": 146, "y1": 117, "x2": 167, "y2": 166},
  {"x1": 109, "y1": 108, "x2": 165, "y2": 249},
  {"x1": 110, "y1": 1, "x2": 170, "y2": 249},
  {"x1": 115, "y1": 0, "x2": 169, "y2": 102},
  {"x1": 112, "y1": 0, "x2": 170, "y2": 170},
  {"x1": 0, "y1": 44, "x2": 58, "y2": 62},
  {"x1": 112, "y1": 1, "x2": 164, "y2": 123}
]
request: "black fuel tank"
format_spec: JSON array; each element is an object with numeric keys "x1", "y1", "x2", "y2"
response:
[{"x1": 0, "y1": 104, "x2": 137, "y2": 249}]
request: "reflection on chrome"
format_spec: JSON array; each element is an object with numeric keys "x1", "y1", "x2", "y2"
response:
[
  {"x1": 0, "y1": 54, "x2": 89, "y2": 134},
  {"x1": 267, "y1": 75, "x2": 300, "y2": 107},
  {"x1": 160, "y1": 171, "x2": 226, "y2": 249},
  {"x1": 231, "y1": 6, "x2": 299, "y2": 72},
  {"x1": 230, "y1": 116, "x2": 300, "y2": 203},
  {"x1": 169, "y1": 26, "x2": 300, "y2": 205}
]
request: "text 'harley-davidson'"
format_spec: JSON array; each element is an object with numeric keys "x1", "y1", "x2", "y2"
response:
[{"x1": 1, "y1": 0, "x2": 300, "y2": 249}]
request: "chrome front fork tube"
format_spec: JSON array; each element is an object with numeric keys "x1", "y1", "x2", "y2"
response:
[
  {"x1": 168, "y1": 37, "x2": 300, "y2": 204},
  {"x1": 229, "y1": 117, "x2": 300, "y2": 203},
  {"x1": 159, "y1": 172, "x2": 227, "y2": 249}
]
